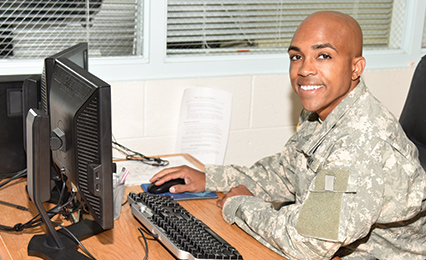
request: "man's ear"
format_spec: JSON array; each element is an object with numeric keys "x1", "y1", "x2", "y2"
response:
[{"x1": 352, "y1": 56, "x2": 366, "y2": 81}]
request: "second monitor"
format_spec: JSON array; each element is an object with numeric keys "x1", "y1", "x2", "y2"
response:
[{"x1": 26, "y1": 44, "x2": 113, "y2": 260}]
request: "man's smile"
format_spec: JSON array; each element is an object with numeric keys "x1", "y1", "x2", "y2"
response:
[{"x1": 300, "y1": 84, "x2": 325, "y2": 91}]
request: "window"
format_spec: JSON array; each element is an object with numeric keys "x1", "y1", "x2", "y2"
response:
[
  {"x1": 0, "y1": 0, "x2": 425, "y2": 81},
  {"x1": 0, "y1": 0, "x2": 143, "y2": 59},
  {"x1": 167, "y1": 0, "x2": 405, "y2": 56}
]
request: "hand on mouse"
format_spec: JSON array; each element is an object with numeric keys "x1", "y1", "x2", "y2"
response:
[{"x1": 149, "y1": 165, "x2": 206, "y2": 193}]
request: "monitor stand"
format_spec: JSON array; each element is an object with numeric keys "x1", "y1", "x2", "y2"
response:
[
  {"x1": 28, "y1": 219, "x2": 103, "y2": 260},
  {"x1": 26, "y1": 108, "x2": 105, "y2": 259}
]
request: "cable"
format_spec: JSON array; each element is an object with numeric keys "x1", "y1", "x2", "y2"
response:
[
  {"x1": 0, "y1": 168, "x2": 27, "y2": 189},
  {"x1": 1, "y1": 173, "x2": 95, "y2": 259},
  {"x1": 1, "y1": 189, "x2": 95, "y2": 258},
  {"x1": 0, "y1": 210, "x2": 43, "y2": 231},
  {"x1": 1, "y1": 191, "x2": 96, "y2": 259},
  {"x1": 52, "y1": 221, "x2": 97, "y2": 260},
  {"x1": 0, "y1": 169, "x2": 30, "y2": 212},
  {"x1": 138, "y1": 225, "x2": 159, "y2": 260},
  {"x1": 0, "y1": 184, "x2": 76, "y2": 232},
  {"x1": 0, "y1": 199, "x2": 30, "y2": 211},
  {"x1": 112, "y1": 141, "x2": 169, "y2": 167},
  {"x1": 0, "y1": 168, "x2": 27, "y2": 180},
  {"x1": 137, "y1": 226, "x2": 159, "y2": 260},
  {"x1": 137, "y1": 227, "x2": 149, "y2": 260},
  {"x1": 0, "y1": 171, "x2": 94, "y2": 258},
  {"x1": 0, "y1": 169, "x2": 39, "y2": 232},
  {"x1": 138, "y1": 225, "x2": 158, "y2": 239}
]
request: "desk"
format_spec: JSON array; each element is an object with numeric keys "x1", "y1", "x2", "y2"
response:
[{"x1": 0, "y1": 154, "x2": 287, "y2": 260}]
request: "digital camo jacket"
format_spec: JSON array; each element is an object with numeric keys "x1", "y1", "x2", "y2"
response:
[{"x1": 205, "y1": 80, "x2": 426, "y2": 260}]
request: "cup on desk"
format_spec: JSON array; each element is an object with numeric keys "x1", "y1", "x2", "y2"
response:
[
  {"x1": 113, "y1": 182, "x2": 125, "y2": 220},
  {"x1": 113, "y1": 167, "x2": 129, "y2": 220}
]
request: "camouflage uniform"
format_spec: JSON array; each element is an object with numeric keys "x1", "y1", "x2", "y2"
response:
[{"x1": 205, "y1": 80, "x2": 426, "y2": 260}]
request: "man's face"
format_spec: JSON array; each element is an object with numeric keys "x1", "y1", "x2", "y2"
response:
[{"x1": 288, "y1": 18, "x2": 357, "y2": 121}]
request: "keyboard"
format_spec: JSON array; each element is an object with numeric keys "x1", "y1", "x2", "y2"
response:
[{"x1": 128, "y1": 192, "x2": 243, "y2": 260}]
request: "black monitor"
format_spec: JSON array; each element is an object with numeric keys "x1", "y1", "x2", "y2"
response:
[
  {"x1": 22, "y1": 43, "x2": 88, "y2": 155},
  {"x1": 40, "y1": 43, "x2": 88, "y2": 113},
  {"x1": 26, "y1": 56, "x2": 113, "y2": 259},
  {"x1": 22, "y1": 43, "x2": 90, "y2": 204},
  {"x1": 49, "y1": 57, "x2": 113, "y2": 229},
  {"x1": 0, "y1": 74, "x2": 32, "y2": 177}
]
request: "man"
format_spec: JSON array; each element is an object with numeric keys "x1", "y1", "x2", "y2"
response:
[{"x1": 150, "y1": 11, "x2": 426, "y2": 259}]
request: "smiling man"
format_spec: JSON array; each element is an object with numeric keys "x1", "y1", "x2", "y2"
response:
[
  {"x1": 151, "y1": 11, "x2": 426, "y2": 259},
  {"x1": 288, "y1": 12, "x2": 365, "y2": 121}
]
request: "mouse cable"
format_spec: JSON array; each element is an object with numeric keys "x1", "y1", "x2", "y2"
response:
[
  {"x1": 137, "y1": 226, "x2": 159, "y2": 260},
  {"x1": 112, "y1": 141, "x2": 169, "y2": 167},
  {"x1": 121, "y1": 198, "x2": 128, "y2": 207}
]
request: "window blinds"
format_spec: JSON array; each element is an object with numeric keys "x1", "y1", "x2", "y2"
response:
[
  {"x1": 0, "y1": 0, "x2": 142, "y2": 60},
  {"x1": 167, "y1": 0, "x2": 398, "y2": 56}
]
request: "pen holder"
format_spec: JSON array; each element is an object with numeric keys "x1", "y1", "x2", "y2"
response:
[{"x1": 113, "y1": 182, "x2": 125, "y2": 220}]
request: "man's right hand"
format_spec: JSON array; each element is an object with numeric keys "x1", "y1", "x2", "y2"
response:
[{"x1": 149, "y1": 165, "x2": 206, "y2": 193}]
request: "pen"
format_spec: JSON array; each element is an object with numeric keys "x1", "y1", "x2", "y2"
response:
[
  {"x1": 118, "y1": 167, "x2": 126, "y2": 182},
  {"x1": 120, "y1": 167, "x2": 130, "y2": 184},
  {"x1": 0, "y1": 200, "x2": 31, "y2": 211}
]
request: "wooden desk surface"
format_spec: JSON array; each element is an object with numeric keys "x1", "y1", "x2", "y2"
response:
[{"x1": 0, "y1": 155, "x2": 287, "y2": 260}]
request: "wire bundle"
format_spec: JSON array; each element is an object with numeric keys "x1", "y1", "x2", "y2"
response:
[{"x1": 112, "y1": 140, "x2": 169, "y2": 167}]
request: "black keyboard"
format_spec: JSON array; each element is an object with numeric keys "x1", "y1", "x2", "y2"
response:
[{"x1": 128, "y1": 192, "x2": 243, "y2": 260}]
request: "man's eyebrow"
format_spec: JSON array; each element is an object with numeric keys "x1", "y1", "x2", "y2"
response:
[
  {"x1": 287, "y1": 45, "x2": 300, "y2": 53},
  {"x1": 312, "y1": 43, "x2": 337, "y2": 52},
  {"x1": 287, "y1": 43, "x2": 337, "y2": 53}
]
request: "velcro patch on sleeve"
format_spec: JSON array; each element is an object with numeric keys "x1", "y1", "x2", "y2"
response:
[{"x1": 296, "y1": 169, "x2": 350, "y2": 241}]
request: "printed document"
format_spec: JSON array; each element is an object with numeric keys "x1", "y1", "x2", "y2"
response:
[{"x1": 176, "y1": 87, "x2": 232, "y2": 165}]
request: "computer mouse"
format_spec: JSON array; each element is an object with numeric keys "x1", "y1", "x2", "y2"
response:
[{"x1": 147, "y1": 178, "x2": 186, "y2": 194}]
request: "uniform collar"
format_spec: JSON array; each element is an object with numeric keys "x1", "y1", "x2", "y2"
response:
[{"x1": 296, "y1": 80, "x2": 367, "y2": 157}]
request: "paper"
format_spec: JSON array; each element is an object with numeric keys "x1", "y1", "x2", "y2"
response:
[
  {"x1": 115, "y1": 155, "x2": 199, "y2": 186},
  {"x1": 176, "y1": 87, "x2": 232, "y2": 165}
]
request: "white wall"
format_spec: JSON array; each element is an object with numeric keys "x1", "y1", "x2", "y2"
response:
[{"x1": 110, "y1": 67, "x2": 415, "y2": 167}]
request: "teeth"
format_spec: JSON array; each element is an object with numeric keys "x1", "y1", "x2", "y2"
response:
[{"x1": 300, "y1": 85, "x2": 324, "y2": 90}]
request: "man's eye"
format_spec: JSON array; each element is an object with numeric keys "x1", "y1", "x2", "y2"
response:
[
  {"x1": 318, "y1": 54, "x2": 331, "y2": 60},
  {"x1": 290, "y1": 54, "x2": 302, "y2": 61}
]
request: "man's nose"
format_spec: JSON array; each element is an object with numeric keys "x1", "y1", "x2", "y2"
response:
[{"x1": 298, "y1": 58, "x2": 317, "y2": 76}]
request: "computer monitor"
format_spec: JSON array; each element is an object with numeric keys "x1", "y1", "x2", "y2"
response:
[
  {"x1": 23, "y1": 43, "x2": 89, "y2": 203},
  {"x1": 22, "y1": 42, "x2": 88, "y2": 171},
  {"x1": 0, "y1": 74, "x2": 33, "y2": 177},
  {"x1": 40, "y1": 42, "x2": 88, "y2": 113},
  {"x1": 27, "y1": 56, "x2": 113, "y2": 259},
  {"x1": 50, "y1": 56, "x2": 113, "y2": 229}
]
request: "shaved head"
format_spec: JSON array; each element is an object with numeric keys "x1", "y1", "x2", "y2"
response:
[{"x1": 293, "y1": 11, "x2": 363, "y2": 57}]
